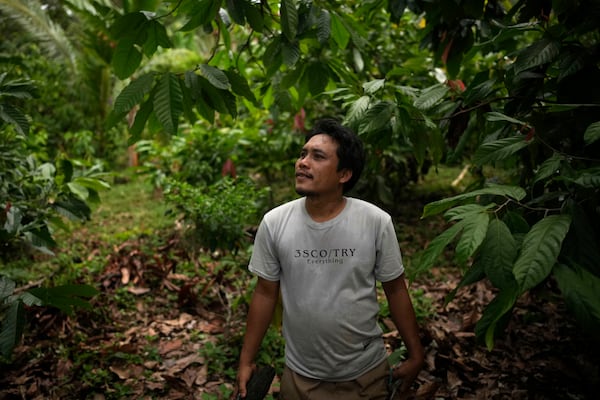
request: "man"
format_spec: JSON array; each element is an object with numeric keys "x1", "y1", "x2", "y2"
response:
[{"x1": 236, "y1": 118, "x2": 424, "y2": 399}]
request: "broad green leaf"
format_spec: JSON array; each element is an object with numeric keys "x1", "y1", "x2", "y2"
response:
[
  {"x1": 181, "y1": 0, "x2": 221, "y2": 31},
  {"x1": 262, "y1": 36, "x2": 283, "y2": 75},
  {"x1": 363, "y1": 79, "x2": 385, "y2": 95},
  {"x1": 455, "y1": 212, "x2": 489, "y2": 265},
  {"x1": 475, "y1": 286, "x2": 519, "y2": 350},
  {"x1": 513, "y1": 214, "x2": 572, "y2": 293},
  {"x1": 72, "y1": 177, "x2": 110, "y2": 192},
  {"x1": 514, "y1": 38, "x2": 560, "y2": 74},
  {"x1": 112, "y1": 37, "x2": 143, "y2": 80},
  {"x1": 0, "y1": 103, "x2": 29, "y2": 135},
  {"x1": 422, "y1": 184, "x2": 527, "y2": 218},
  {"x1": 473, "y1": 135, "x2": 531, "y2": 165},
  {"x1": 346, "y1": 96, "x2": 370, "y2": 123},
  {"x1": 316, "y1": 9, "x2": 331, "y2": 44},
  {"x1": 553, "y1": 263, "x2": 600, "y2": 334},
  {"x1": 110, "y1": 12, "x2": 147, "y2": 38},
  {"x1": 245, "y1": 2, "x2": 264, "y2": 32},
  {"x1": 584, "y1": 121, "x2": 600, "y2": 145},
  {"x1": 200, "y1": 64, "x2": 230, "y2": 90},
  {"x1": 29, "y1": 284, "x2": 99, "y2": 316},
  {"x1": 153, "y1": 73, "x2": 183, "y2": 135},
  {"x1": 573, "y1": 168, "x2": 600, "y2": 188},
  {"x1": 0, "y1": 301, "x2": 25, "y2": 357},
  {"x1": 129, "y1": 98, "x2": 154, "y2": 144},
  {"x1": 533, "y1": 153, "x2": 562, "y2": 184},
  {"x1": 415, "y1": 220, "x2": 466, "y2": 274},
  {"x1": 360, "y1": 101, "x2": 394, "y2": 134},
  {"x1": 330, "y1": 12, "x2": 350, "y2": 49},
  {"x1": 53, "y1": 196, "x2": 91, "y2": 221},
  {"x1": 475, "y1": 219, "x2": 518, "y2": 290},
  {"x1": 304, "y1": 63, "x2": 329, "y2": 96},
  {"x1": 142, "y1": 20, "x2": 171, "y2": 56},
  {"x1": 282, "y1": 41, "x2": 300, "y2": 66},
  {"x1": 67, "y1": 182, "x2": 89, "y2": 200},
  {"x1": 0, "y1": 276, "x2": 16, "y2": 300},
  {"x1": 224, "y1": 69, "x2": 257, "y2": 105},
  {"x1": 112, "y1": 73, "x2": 155, "y2": 115},
  {"x1": 444, "y1": 204, "x2": 494, "y2": 222},
  {"x1": 388, "y1": 0, "x2": 407, "y2": 23},
  {"x1": 414, "y1": 84, "x2": 448, "y2": 110},
  {"x1": 280, "y1": 0, "x2": 297, "y2": 42},
  {"x1": 484, "y1": 112, "x2": 525, "y2": 125},
  {"x1": 225, "y1": 0, "x2": 245, "y2": 24},
  {"x1": 463, "y1": 78, "x2": 496, "y2": 106}
]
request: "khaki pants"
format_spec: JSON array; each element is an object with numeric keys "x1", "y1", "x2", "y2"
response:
[{"x1": 280, "y1": 360, "x2": 389, "y2": 400}]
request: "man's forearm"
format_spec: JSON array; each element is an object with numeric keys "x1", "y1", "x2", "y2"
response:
[{"x1": 239, "y1": 279, "x2": 280, "y2": 366}]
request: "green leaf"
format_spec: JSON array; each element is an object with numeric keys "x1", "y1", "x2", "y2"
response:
[
  {"x1": 414, "y1": 84, "x2": 448, "y2": 110},
  {"x1": 0, "y1": 103, "x2": 29, "y2": 135},
  {"x1": 473, "y1": 136, "x2": 531, "y2": 165},
  {"x1": 513, "y1": 214, "x2": 572, "y2": 293},
  {"x1": 463, "y1": 78, "x2": 496, "y2": 106},
  {"x1": 584, "y1": 121, "x2": 600, "y2": 145},
  {"x1": 444, "y1": 204, "x2": 494, "y2": 222},
  {"x1": 316, "y1": 9, "x2": 331, "y2": 44},
  {"x1": 67, "y1": 182, "x2": 89, "y2": 200},
  {"x1": 454, "y1": 212, "x2": 489, "y2": 265},
  {"x1": 415, "y1": 220, "x2": 466, "y2": 274},
  {"x1": 112, "y1": 73, "x2": 156, "y2": 115},
  {"x1": 153, "y1": 73, "x2": 183, "y2": 135},
  {"x1": 444, "y1": 261, "x2": 485, "y2": 305},
  {"x1": 181, "y1": 0, "x2": 221, "y2": 31},
  {"x1": 533, "y1": 153, "x2": 562, "y2": 185},
  {"x1": 514, "y1": 38, "x2": 560, "y2": 74},
  {"x1": 474, "y1": 219, "x2": 518, "y2": 290},
  {"x1": 346, "y1": 96, "x2": 370, "y2": 124},
  {"x1": 360, "y1": 101, "x2": 394, "y2": 134},
  {"x1": 226, "y1": 0, "x2": 245, "y2": 25},
  {"x1": 572, "y1": 167, "x2": 600, "y2": 188},
  {"x1": 129, "y1": 98, "x2": 154, "y2": 144},
  {"x1": 199, "y1": 64, "x2": 230, "y2": 90},
  {"x1": 110, "y1": 12, "x2": 147, "y2": 38},
  {"x1": 330, "y1": 12, "x2": 350, "y2": 49},
  {"x1": 484, "y1": 112, "x2": 526, "y2": 125},
  {"x1": 422, "y1": 185, "x2": 527, "y2": 218},
  {"x1": 363, "y1": 79, "x2": 385, "y2": 95},
  {"x1": 281, "y1": 41, "x2": 300, "y2": 66},
  {"x1": 72, "y1": 177, "x2": 111, "y2": 192},
  {"x1": 280, "y1": 0, "x2": 298, "y2": 42},
  {"x1": 224, "y1": 69, "x2": 257, "y2": 105},
  {"x1": 29, "y1": 284, "x2": 99, "y2": 316},
  {"x1": 112, "y1": 37, "x2": 143, "y2": 80},
  {"x1": 475, "y1": 286, "x2": 519, "y2": 350},
  {"x1": 142, "y1": 20, "x2": 171, "y2": 56},
  {"x1": 0, "y1": 300, "x2": 25, "y2": 357},
  {"x1": 0, "y1": 276, "x2": 16, "y2": 300},
  {"x1": 244, "y1": 1, "x2": 264, "y2": 32},
  {"x1": 553, "y1": 263, "x2": 600, "y2": 334}
]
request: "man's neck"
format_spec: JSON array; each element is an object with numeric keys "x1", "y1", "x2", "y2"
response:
[{"x1": 304, "y1": 195, "x2": 347, "y2": 222}]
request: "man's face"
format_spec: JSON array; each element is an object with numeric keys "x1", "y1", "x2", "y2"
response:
[{"x1": 295, "y1": 134, "x2": 351, "y2": 197}]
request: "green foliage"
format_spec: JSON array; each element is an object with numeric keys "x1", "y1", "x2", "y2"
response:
[
  {"x1": 164, "y1": 177, "x2": 268, "y2": 252},
  {"x1": 0, "y1": 275, "x2": 98, "y2": 359}
]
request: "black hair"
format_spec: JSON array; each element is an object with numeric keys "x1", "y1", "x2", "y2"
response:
[{"x1": 306, "y1": 117, "x2": 366, "y2": 193}]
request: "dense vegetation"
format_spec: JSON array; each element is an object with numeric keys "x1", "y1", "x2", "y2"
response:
[{"x1": 1, "y1": 0, "x2": 599, "y2": 398}]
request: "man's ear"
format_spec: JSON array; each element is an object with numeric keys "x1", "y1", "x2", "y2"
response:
[{"x1": 339, "y1": 168, "x2": 353, "y2": 184}]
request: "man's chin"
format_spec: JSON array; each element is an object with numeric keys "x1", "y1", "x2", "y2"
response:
[{"x1": 295, "y1": 187, "x2": 313, "y2": 196}]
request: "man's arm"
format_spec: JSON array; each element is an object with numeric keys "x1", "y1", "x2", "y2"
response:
[
  {"x1": 236, "y1": 277, "x2": 280, "y2": 399},
  {"x1": 382, "y1": 275, "x2": 425, "y2": 394}
]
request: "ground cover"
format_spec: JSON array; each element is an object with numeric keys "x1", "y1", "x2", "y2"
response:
[{"x1": 1, "y1": 172, "x2": 598, "y2": 399}]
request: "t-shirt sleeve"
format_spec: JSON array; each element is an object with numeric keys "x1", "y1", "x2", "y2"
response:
[
  {"x1": 374, "y1": 216, "x2": 404, "y2": 282},
  {"x1": 248, "y1": 218, "x2": 281, "y2": 281}
]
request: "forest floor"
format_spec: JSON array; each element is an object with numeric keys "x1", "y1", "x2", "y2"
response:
[{"x1": 1, "y1": 178, "x2": 599, "y2": 400}]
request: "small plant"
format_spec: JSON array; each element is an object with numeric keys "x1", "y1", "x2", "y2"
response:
[{"x1": 164, "y1": 176, "x2": 268, "y2": 252}]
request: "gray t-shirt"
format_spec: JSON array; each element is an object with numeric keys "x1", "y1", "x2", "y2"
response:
[{"x1": 249, "y1": 197, "x2": 404, "y2": 381}]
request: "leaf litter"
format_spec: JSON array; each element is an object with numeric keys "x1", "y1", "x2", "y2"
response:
[{"x1": 1, "y1": 213, "x2": 599, "y2": 399}]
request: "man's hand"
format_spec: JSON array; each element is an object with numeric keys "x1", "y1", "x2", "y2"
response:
[
  {"x1": 392, "y1": 356, "x2": 423, "y2": 394},
  {"x1": 234, "y1": 362, "x2": 255, "y2": 399}
]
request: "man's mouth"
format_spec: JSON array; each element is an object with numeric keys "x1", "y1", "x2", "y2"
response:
[{"x1": 295, "y1": 171, "x2": 312, "y2": 179}]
